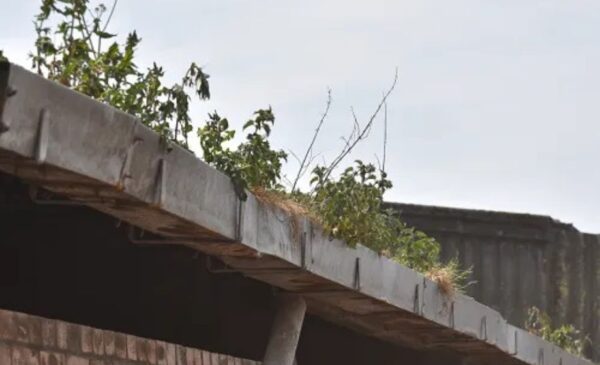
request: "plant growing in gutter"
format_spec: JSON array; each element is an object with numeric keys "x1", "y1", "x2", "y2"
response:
[
  {"x1": 20, "y1": 0, "x2": 470, "y2": 295},
  {"x1": 525, "y1": 307, "x2": 587, "y2": 357}
]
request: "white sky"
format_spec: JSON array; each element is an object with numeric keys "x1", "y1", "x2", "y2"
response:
[{"x1": 2, "y1": 1, "x2": 599, "y2": 232}]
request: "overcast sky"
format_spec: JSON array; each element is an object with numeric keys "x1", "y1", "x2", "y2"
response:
[{"x1": 2, "y1": 1, "x2": 599, "y2": 232}]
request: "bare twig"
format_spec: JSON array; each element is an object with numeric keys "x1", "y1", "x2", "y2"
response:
[
  {"x1": 98, "y1": 0, "x2": 118, "y2": 53},
  {"x1": 319, "y1": 68, "x2": 398, "y2": 183},
  {"x1": 291, "y1": 88, "x2": 332, "y2": 192},
  {"x1": 382, "y1": 99, "x2": 388, "y2": 173},
  {"x1": 77, "y1": 14, "x2": 97, "y2": 56},
  {"x1": 103, "y1": 0, "x2": 119, "y2": 32},
  {"x1": 288, "y1": 149, "x2": 303, "y2": 165}
]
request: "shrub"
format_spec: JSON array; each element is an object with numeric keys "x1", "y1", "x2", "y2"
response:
[{"x1": 525, "y1": 307, "x2": 586, "y2": 356}]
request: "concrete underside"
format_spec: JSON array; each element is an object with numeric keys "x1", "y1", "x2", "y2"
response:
[
  {"x1": 0, "y1": 172, "x2": 445, "y2": 364},
  {"x1": 0, "y1": 62, "x2": 593, "y2": 365}
]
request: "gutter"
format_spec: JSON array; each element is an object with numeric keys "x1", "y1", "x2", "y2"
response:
[{"x1": 0, "y1": 62, "x2": 593, "y2": 365}]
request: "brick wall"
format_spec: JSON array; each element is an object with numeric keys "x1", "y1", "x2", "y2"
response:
[{"x1": 0, "y1": 309, "x2": 260, "y2": 365}]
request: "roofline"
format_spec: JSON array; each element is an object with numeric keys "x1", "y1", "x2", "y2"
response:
[{"x1": 0, "y1": 62, "x2": 592, "y2": 365}]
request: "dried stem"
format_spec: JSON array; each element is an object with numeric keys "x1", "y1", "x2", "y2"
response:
[
  {"x1": 291, "y1": 88, "x2": 332, "y2": 192},
  {"x1": 319, "y1": 68, "x2": 398, "y2": 184}
]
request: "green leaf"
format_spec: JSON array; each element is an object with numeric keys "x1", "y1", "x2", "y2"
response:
[{"x1": 96, "y1": 31, "x2": 116, "y2": 39}]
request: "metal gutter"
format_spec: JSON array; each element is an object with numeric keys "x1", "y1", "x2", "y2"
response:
[{"x1": 0, "y1": 62, "x2": 593, "y2": 365}]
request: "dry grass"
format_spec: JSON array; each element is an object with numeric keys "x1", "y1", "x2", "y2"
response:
[
  {"x1": 426, "y1": 260, "x2": 472, "y2": 298},
  {"x1": 251, "y1": 187, "x2": 312, "y2": 217},
  {"x1": 426, "y1": 266, "x2": 458, "y2": 297},
  {"x1": 251, "y1": 187, "x2": 317, "y2": 240}
]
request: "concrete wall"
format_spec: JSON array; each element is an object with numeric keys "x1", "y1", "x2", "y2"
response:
[
  {"x1": 0, "y1": 308, "x2": 260, "y2": 365},
  {"x1": 390, "y1": 203, "x2": 600, "y2": 361}
]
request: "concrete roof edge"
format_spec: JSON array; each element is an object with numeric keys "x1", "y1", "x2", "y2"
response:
[{"x1": 0, "y1": 63, "x2": 593, "y2": 365}]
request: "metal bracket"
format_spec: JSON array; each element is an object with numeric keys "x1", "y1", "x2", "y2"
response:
[
  {"x1": 152, "y1": 158, "x2": 166, "y2": 207},
  {"x1": 510, "y1": 330, "x2": 518, "y2": 355},
  {"x1": 449, "y1": 301, "x2": 455, "y2": 328},
  {"x1": 413, "y1": 284, "x2": 420, "y2": 314},
  {"x1": 300, "y1": 232, "x2": 307, "y2": 269},
  {"x1": 127, "y1": 225, "x2": 194, "y2": 246},
  {"x1": 235, "y1": 195, "x2": 243, "y2": 242},
  {"x1": 353, "y1": 257, "x2": 361, "y2": 290},
  {"x1": 117, "y1": 136, "x2": 143, "y2": 190},
  {"x1": 480, "y1": 316, "x2": 487, "y2": 341},
  {"x1": 35, "y1": 108, "x2": 50, "y2": 164}
]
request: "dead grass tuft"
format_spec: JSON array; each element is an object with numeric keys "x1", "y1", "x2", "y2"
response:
[
  {"x1": 251, "y1": 187, "x2": 317, "y2": 240},
  {"x1": 251, "y1": 187, "x2": 312, "y2": 217},
  {"x1": 426, "y1": 260, "x2": 472, "y2": 298},
  {"x1": 426, "y1": 266, "x2": 458, "y2": 297}
]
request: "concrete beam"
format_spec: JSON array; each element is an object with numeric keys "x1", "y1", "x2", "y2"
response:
[{"x1": 263, "y1": 294, "x2": 306, "y2": 365}]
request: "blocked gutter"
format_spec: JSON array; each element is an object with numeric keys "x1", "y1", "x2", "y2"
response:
[{"x1": 0, "y1": 62, "x2": 593, "y2": 365}]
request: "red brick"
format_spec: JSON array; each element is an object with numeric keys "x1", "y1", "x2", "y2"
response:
[
  {"x1": 176, "y1": 346, "x2": 187, "y2": 365},
  {"x1": 126, "y1": 335, "x2": 137, "y2": 361},
  {"x1": 147, "y1": 339, "x2": 157, "y2": 364},
  {"x1": 42, "y1": 320, "x2": 57, "y2": 348},
  {"x1": 185, "y1": 347, "x2": 194, "y2": 365},
  {"x1": 113, "y1": 332, "x2": 127, "y2": 359},
  {"x1": 12, "y1": 345, "x2": 40, "y2": 365},
  {"x1": 65, "y1": 355, "x2": 88, "y2": 365},
  {"x1": 201, "y1": 350, "x2": 210, "y2": 365},
  {"x1": 65, "y1": 324, "x2": 81, "y2": 353},
  {"x1": 193, "y1": 349, "x2": 202, "y2": 365},
  {"x1": 102, "y1": 330, "x2": 115, "y2": 356},
  {"x1": 156, "y1": 341, "x2": 167, "y2": 365},
  {"x1": 165, "y1": 343, "x2": 176, "y2": 365},
  {"x1": 218, "y1": 354, "x2": 227, "y2": 365},
  {"x1": 14, "y1": 312, "x2": 42, "y2": 345},
  {"x1": 92, "y1": 329, "x2": 103, "y2": 355},
  {"x1": 0, "y1": 343, "x2": 11, "y2": 364},
  {"x1": 135, "y1": 337, "x2": 147, "y2": 362},
  {"x1": 56, "y1": 322, "x2": 68, "y2": 350},
  {"x1": 0, "y1": 309, "x2": 17, "y2": 340},
  {"x1": 80, "y1": 326, "x2": 93, "y2": 354},
  {"x1": 41, "y1": 351, "x2": 65, "y2": 365}
]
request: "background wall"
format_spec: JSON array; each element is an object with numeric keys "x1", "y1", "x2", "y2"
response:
[{"x1": 391, "y1": 203, "x2": 600, "y2": 361}]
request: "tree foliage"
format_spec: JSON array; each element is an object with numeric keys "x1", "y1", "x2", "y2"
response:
[
  {"x1": 30, "y1": 0, "x2": 209, "y2": 148},
  {"x1": 199, "y1": 109, "x2": 288, "y2": 198}
]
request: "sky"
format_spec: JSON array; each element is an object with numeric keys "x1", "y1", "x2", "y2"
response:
[{"x1": 2, "y1": 1, "x2": 599, "y2": 232}]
